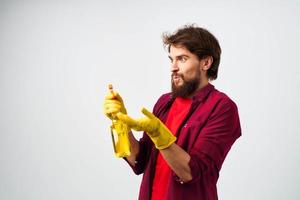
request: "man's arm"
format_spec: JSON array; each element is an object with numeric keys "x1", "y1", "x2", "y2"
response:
[
  {"x1": 126, "y1": 130, "x2": 193, "y2": 182},
  {"x1": 117, "y1": 108, "x2": 189, "y2": 179},
  {"x1": 117, "y1": 108, "x2": 193, "y2": 181},
  {"x1": 160, "y1": 143, "x2": 192, "y2": 182}
]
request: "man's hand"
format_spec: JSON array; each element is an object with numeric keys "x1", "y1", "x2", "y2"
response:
[
  {"x1": 117, "y1": 108, "x2": 176, "y2": 149},
  {"x1": 103, "y1": 92, "x2": 127, "y2": 120}
]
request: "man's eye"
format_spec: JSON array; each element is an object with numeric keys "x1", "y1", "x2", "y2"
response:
[{"x1": 179, "y1": 57, "x2": 187, "y2": 62}]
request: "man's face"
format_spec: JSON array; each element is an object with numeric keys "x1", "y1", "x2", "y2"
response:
[{"x1": 169, "y1": 45, "x2": 202, "y2": 98}]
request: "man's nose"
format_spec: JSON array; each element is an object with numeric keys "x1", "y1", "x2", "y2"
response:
[{"x1": 170, "y1": 62, "x2": 179, "y2": 72}]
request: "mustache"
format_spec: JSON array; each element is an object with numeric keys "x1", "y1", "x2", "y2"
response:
[{"x1": 171, "y1": 73, "x2": 184, "y2": 78}]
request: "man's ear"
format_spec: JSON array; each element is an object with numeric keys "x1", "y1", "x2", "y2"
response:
[{"x1": 201, "y1": 56, "x2": 213, "y2": 71}]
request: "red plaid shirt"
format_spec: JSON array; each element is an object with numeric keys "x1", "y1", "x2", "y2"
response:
[{"x1": 126, "y1": 83, "x2": 242, "y2": 200}]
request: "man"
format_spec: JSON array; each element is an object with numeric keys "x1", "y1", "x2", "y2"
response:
[{"x1": 104, "y1": 25, "x2": 241, "y2": 200}]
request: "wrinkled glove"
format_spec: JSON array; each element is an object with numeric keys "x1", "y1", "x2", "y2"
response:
[
  {"x1": 117, "y1": 108, "x2": 176, "y2": 149},
  {"x1": 103, "y1": 92, "x2": 127, "y2": 120}
]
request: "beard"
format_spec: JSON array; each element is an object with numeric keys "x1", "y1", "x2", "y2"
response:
[{"x1": 171, "y1": 72, "x2": 200, "y2": 98}]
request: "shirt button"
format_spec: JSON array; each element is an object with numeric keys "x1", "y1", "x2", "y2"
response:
[
  {"x1": 180, "y1": 181, "x2": 184, "y2": 184},
  {"x1": 134, "y1": 160, "x2": 138, "y2": 164}
]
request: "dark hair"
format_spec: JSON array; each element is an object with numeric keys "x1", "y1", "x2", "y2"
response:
[{"x1": 162, "y1": 24, "x2": 221, "y2": 80}]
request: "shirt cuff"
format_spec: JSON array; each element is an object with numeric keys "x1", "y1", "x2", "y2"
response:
[{"x1": 123, "y1": 140, "x2": 151, "y2": 175}]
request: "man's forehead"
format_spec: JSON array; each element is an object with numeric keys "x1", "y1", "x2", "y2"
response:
[{"x1": 169, "y1": 45, "x2": 192, "y2": 57}]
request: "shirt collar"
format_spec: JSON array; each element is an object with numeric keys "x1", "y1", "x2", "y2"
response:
[{"x1": 191, "y1": 82, "x2": 215, "y2": 102}]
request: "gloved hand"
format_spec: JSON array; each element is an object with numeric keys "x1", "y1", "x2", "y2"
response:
[
  {"x1": 103, "y1": 92, "x2": 127, "y2": 120},
  {"x1": 117, "y1": 108, "x2": 176, "y2": 150}
]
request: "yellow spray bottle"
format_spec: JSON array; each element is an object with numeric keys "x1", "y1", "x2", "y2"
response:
[{"x1": 108, "y1": 84, "x2": 131, "y2": 157}]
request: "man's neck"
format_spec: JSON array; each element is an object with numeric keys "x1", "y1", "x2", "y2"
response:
[{"x1": 187, "y1": 80, "x2": 209, "y2": 99}]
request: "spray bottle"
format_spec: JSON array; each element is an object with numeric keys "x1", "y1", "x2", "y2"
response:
[{"x1": 108, "y1": 84, "x2": 131, "y2": 157}]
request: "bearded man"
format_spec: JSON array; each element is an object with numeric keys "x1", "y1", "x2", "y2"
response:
[{"x1": 104, "y1": 24, "x2": 242, "y2": 200}]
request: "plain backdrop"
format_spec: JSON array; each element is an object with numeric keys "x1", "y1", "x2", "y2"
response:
[{"x1": 1, "y1": 0, "x2": 300, "y2": 199}]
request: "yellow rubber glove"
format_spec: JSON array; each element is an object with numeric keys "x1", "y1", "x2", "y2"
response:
[
  {"x1": 117, "y1": 108, "x2": 176, "y2": 150},
  {"x1": 103, "y1": 92, "x2": 127, "y2": 120}
]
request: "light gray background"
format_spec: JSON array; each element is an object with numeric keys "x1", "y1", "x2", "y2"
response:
[{"x1": 1, "y1": 0, "x2": 299, "y2": 199}]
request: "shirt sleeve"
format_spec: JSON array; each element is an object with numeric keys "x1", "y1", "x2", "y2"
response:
[
  {"x1": 124, "y1": 133, "x2": 153, "y2": 175},
  {"x1": 178, "y1": 98, "x2": 241, "y2": 184}
]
